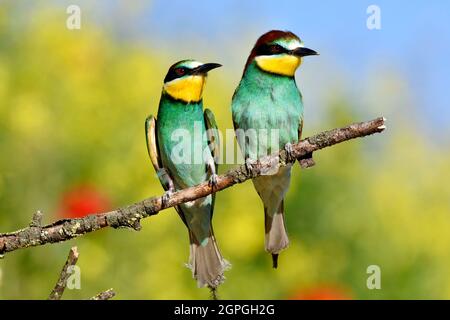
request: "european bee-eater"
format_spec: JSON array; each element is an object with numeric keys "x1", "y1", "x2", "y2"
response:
[
  {"x1": 232, "y1": 30, "x2": 318, "y2": 268},
  {"x1": 145, "y1": 60, "x2": 229, "y2": 289}
]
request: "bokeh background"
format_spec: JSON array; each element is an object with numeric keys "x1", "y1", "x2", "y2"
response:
[{"x1": 1, "y1": 0, "x2": 449, "y2": 299}]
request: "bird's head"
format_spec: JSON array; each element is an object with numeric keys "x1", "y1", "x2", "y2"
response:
[
  {"x1": 245, "y1": 30, "x2": 318, "y2": 77},
  {"x1": 163, "y1": 60, "x2": 222, "y2": 103}
]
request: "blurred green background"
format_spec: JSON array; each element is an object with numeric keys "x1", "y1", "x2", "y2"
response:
[{"x1": 1, "y1": 1, "x2": 450, "y2": 299}]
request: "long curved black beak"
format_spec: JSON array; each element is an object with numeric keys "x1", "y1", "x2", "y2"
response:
[
  {"x1": 291, "y1": 47, "x2": 319, "y2": 57},
  {"x1": 192, "y1": 63, "x2": 222, "y2": 75}
]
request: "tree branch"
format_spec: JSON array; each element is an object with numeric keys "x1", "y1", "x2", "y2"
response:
[
  {"x1": 0, "y1": 117, "x2": 386, "y2": 256},
  {"x1": 89, "y1": 289, "x2": 116, "y2": 300},
  {"x1": 48, "y1": 246, "x2": 79, "y2": 300},
  {"x1": 47, "y1": 246, "x2": 116, "y2": 300}
]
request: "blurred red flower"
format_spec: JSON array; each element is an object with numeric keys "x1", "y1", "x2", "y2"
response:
[
  {"x1": 58, "y1": 185, "x2": 111, "y2": 218},
  {"x1": 289, "y1": 285, "x2": 352, "y2": 300}
]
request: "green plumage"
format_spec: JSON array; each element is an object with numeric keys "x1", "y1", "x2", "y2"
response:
[
  {"x1": 156, "y1": 94, "x2": 213, "y2": 245},
  {"x1": 157, "y1": 96, "x2": 209, "y2": 186},
  {"x1": 232, "y1": 60, "x2": 304, "y2": 267},
  {"x1": 232, "y1": 61, "x2": 303, "y2": 158},
  {"x1": 146, "y1": 71, "x2": 228, "y2": 288}
]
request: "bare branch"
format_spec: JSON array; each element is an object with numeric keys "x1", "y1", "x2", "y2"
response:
[
  {"x1": 48, "y1": 246, "x2": 79, "y2": 300},
  {"x1": 48, "y1": 246, "x2": 116, "y2": 300},
  {"x1": 0, "y1": 117, "x2": 386, "y2": 256},
  {"x1": 89, "y1": 288, "x2": 116, "y2": 300}
]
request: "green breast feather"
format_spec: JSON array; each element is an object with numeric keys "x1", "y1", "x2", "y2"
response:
[
  {"x1": 232, "y1": 61, "x2": 304, "y2": 159},
  {"x1": 154, "y1": 94, "x2": 215, "y2": 243},
  {"x1": 156, "y1": 95, "x2": 210, "y2": 189}
]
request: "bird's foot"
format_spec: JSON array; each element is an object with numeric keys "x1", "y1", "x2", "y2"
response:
[
  {"x1": 245, "y1": 158, "x2": 258, "y2": 177},
  {"x1": 284, "y1": 142, "x2": 296, "y2": 163},
  {"x1": 161, "y1": 189, "x2": 174, "y2": 207},
  {"x1": 208, "y1": 173, "x2": 218, "y2": 190}
]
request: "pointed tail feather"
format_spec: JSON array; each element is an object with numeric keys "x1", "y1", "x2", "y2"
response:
[
  {"x1": 272, "y1": 254, "x2": 279, "y2": 268},
  {"x1": 188, "y1": 230, "x2": 230, "y2": 288},
  {"x1": 264, "y1": 200, "x2": 289, "y2": 268}
]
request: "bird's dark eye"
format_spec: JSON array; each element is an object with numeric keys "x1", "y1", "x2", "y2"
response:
[
  {"x1": 269, "y1": 44, "x2": 284, "y2": 54},
  {"x1": 175, "y1": 67, "x2": 187, "y2": 76}
]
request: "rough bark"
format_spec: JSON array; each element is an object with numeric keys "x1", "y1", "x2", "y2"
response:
[{"x1": 89, "y1": 289, "x2": 116, "y2": 300}]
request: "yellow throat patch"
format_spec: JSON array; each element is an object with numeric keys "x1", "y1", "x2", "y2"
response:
[
  {"x1": 255, "y1": 54, "x2": 301, "y2": 77},
  {"x1": 163, "y1": 75, "x2": 206, "y2": 103}
]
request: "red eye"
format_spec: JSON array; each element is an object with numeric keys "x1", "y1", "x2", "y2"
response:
[{"x1": 175, "y1": 68, "x2": 186, "y2": 76}]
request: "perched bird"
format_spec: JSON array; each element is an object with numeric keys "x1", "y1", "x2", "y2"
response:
[
  {"x1": 145, "y1": 60, "x2": 229, "y2": 290},
  {"x1": 232, "y1": 30, "x2": 318, "y2": 268}
]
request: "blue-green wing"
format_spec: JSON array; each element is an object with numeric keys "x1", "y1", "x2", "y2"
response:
[
  {"x1": 204, "y1": 108, "x2": 220, "y2": 173},
  {"x1": 204, "y1": 108, "x2": 220, "y2": 218}
]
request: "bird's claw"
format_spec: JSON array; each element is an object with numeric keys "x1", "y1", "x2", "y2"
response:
[
  {"x1": 284, "y1": 142, "x2": 296, "y2": 162},
  {"x1": 208, "y1": 173, "x2": 218, "y2": 189},
  {"x1": 161, "y1": 190, "x2": 174, "y2": 207},
  {"x1": 245, "y1": 158, "x2": 258, "y2": 177}
]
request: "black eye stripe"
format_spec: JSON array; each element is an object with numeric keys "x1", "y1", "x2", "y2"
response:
[
  {"x1": 164, "y1": 66, "x2": 191, "y2": 83},
  {"x1": 256, "y1": 44, "x2": 288, "y2": 56}
]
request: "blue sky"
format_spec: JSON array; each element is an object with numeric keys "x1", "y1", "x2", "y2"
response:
[
  {"x1": 108, "y1": 0, "x2": 450, "y2": 132},
  {"x1": 16, "y1": 0, "x2": 450, "y2": 133}
]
